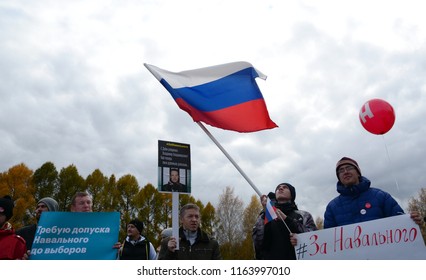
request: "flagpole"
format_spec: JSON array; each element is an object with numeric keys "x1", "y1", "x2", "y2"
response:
[
  {"x1": 196, "y1": 122, "x2": 262, "y2": 197},
  {"x1": 198, "y1": 122, "x2": 294, "y2": 234}
]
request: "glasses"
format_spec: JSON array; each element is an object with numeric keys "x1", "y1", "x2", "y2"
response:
[{"x1": 337, "y1": 165, "x2": 356, "y2": 174}]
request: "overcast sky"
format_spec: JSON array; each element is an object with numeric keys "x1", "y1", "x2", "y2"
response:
[{"x1": 1, "y1": 0, "x2": 425, "y2": 220}]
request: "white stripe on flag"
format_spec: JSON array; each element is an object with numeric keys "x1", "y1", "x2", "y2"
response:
[{"x1": 144, "y1": 61, "x2": 266, "y2": 88}]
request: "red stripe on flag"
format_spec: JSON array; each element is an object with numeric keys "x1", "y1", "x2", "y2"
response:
[{"x1": 175, "y1": 98, "x2": 278, "y2": 133}]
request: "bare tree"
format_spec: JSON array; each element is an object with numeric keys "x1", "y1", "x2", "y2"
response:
[
  {"x1": 216, "y1": 186, "x2": 244, "y2": 246},
  {"x1": 407, "y1": 188, "x2": 426, "y2": 244}
]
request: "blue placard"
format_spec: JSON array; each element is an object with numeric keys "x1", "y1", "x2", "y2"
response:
[{"x1": 30, "y1": 212, "x2": 120, "y2": 260}]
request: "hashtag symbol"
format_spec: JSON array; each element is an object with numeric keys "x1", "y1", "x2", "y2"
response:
[{"x1": 296, "y1": 243, "x2": 307, "y2": 259}]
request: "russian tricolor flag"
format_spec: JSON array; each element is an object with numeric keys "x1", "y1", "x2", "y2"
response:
[
  {"x1": 145, "y1": 62, "x2": 278, "y2": 133},
  {"x1": 264, "y1": 197, "x2": 278, "y2": 224}
]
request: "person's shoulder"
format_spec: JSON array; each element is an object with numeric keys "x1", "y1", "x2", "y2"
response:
[
  {"x1": 12, "y1": 234, "x2": 26, "y2": 246},
  {"x1": 16, "y1": 224, "x2": 36, "y2": 234},
  {"x1": 368, "y1": 187, "x2": 388, "y2": 193},
  {"x1": 204, "y1": 233, "x2": 219, "y2": 245},
  {"x1": 295, "y1": 209, "x2": 313, "y2": 216},
  {"x1": 199, "y1": 229, "x2": 215, "y2": 241},
  {"x1": 367, "y1": 187, "x2": 392, "y2": 198},
  {"x1": 326, "y1": 195, "x2": 341, "y2": 207},
  {"x1": 162, "y1": 184, "x2": 171, "y2": 190},
  {"x1": 161, "y1": 236, "x2": 171, "y2": 245}
]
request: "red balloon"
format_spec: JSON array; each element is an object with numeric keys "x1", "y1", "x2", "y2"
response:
[{"x1": 359, "y1": 99, "x2": 395, "y2": 135}]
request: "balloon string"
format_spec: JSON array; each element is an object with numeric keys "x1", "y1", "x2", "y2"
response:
[{"x1": 382, "y1": 135, "x2": 400, "y2": 191}]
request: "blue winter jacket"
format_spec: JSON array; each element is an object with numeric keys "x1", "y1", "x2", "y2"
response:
[{"x1": 324, "y1": 176, "x2": 404, "y2": 228}]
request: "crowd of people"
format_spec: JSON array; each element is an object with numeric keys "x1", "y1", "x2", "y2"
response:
[{"x1": 0, "y1": 157, "x2": 424, "y2": 260}]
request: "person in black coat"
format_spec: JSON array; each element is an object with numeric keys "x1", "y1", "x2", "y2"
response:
[
  {"x1": 253, "y1": 183, "x2": 317, "y2": 260},
  {"x1": 118, "y1": 219, "x2": 156, "y2": 260},
  {"x1": 16, "y1": 197, "x2": 59, "y2": 250}
]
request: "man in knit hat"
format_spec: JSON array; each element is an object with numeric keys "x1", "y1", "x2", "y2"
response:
[
  {"x1": 252, "y1": 183, "x2": 317, "y2": 260},
  {"x1": 118, "y1": 219, "x2": 156, "y2": 260},
  {"x1": 16, "y1": 197, "x2": 59, "y2": 250},
  {"x1": 0, "y1": 195, "x2": 27, "y2": 259},
  {"x1": 324, "y1": 156, "x2": 424, "y2": 228}
]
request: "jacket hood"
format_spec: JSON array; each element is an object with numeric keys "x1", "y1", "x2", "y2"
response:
[{"x1": 336, "y1": 176, "x2": 371, "y2": 196}]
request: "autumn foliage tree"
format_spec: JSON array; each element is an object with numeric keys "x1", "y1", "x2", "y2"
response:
[
  {"x1": 0, "y1": 161, "x2": 221, "y2": 252},
  {"x1": 240, "y1": 195, "x2": 262, "y2": 259},
  {"x1": 0, "y1": 161, "x2": 368, "y2": 259},
  {"x1": 0, "y1": 163, "x2": 35, "y2": 228}
]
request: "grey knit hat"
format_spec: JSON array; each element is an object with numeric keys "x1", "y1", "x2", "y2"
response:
[
  {"x1": 161, "y1": 228, "x2": 173, "y2": 239},
  {"x1": 38, "y1": 197, "x2": 59, "y2": 212}
]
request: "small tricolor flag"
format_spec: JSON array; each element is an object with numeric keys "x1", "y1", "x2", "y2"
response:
[
  {"x1": 144, "y1": 62, "x2": 278, "y2": 133},
  {"x1": 264, "y1": 197, "x2": 278, "y2": 224}
]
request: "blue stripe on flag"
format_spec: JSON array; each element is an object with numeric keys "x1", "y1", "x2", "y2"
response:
[{"x1": 159, "y1": 67, "x2": 264, "y2": 112}]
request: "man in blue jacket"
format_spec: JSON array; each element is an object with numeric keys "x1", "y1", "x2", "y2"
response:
[{"x1": 324, "y1": 157, "x2": 423, "y2": 228}]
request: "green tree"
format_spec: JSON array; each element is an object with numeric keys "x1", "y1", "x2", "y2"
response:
[
  {"x1": 158, "y1": 192, "x2": 173, "y2": 229},
  {"x1": 116, "y1": 174, "x2": 140, "y2": 239},
  {"x1": 200, "y1": 202, "x2": 218, "y2": 237},
  {"x1": 179, "y1": 193, "x2": 197, "y2": 207},
  {"x1": 33, "y1": 161, "x2": 59, "y2": 201},
  {"x1": 116, "y1": 174, "x2": 139, "y2": 216},
  {"x1": 56, "y1": 164, "x2": 85, "y2": 211},
  {"x1": 99, "y1": 174, "x2": 120, "y2": 212},
  {"x1": 133, "y1": 183, "x2": 165, "y2": 246},
  {"x1": 86, "y1": 169, "x2": 108, "y2": 212}
]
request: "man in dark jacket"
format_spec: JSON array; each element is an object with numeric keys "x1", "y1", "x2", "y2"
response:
[
  {"x1": 17, "y1": 197, "x2": 59, "y2": 250},
  {"x1": 118, "y1": 219, "x2": 156, "y2": 260},
  {"x1": 324, "y1": 157, "x2": 423, "y2": 228},
  {"x1": 158, "y1": 203, "x2": 221, "y2": 260}
]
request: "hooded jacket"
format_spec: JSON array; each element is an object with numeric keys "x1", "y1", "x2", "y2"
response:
[
  {"x1": 0, "y1": 222, "x2": 27, "y2": 259},
  {"x1": 324, "y1": 176, "x2": 404, "y2": 228}
]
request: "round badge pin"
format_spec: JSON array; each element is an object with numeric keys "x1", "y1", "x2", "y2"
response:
[{"x1": 360, "y1": 209, "x2": 366, "y2": 215}]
